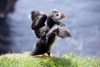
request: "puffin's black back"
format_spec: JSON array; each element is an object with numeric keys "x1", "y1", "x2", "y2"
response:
[{"x1": 30, "y1": 35, "x2": 47, "y2": 55}]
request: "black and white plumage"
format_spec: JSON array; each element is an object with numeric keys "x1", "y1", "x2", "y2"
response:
[{"x1": 30, "y1": 11, "x2": 71, "y2": 56}]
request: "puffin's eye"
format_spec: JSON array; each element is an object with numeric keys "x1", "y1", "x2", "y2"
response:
[{"x1": 56, "y1": 14, "x2": 59, "y2": 16}]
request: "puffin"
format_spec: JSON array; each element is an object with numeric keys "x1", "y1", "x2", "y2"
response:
[{"x1": 30, "y1": 11, "x2": 71, "y2": 56}]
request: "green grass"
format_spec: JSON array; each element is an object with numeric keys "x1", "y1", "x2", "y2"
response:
[{"x1": 0, "y1": 52, "x2": 100, "y2": 67}]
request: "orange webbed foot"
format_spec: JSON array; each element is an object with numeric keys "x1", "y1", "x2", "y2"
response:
[
  {"x1": 43, "y1": 53, "x2": 51, "y2": 56},
  {"x1": 43, "y1": 53, "x2": 48, "y2": 56}
]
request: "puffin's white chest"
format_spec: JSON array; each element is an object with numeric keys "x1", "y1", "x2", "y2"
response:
[{"x1": 49, "y1": 36, "x2": 61, "y2": 52}]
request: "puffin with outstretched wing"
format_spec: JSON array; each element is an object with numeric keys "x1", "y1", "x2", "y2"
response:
[{"x1": 30, "y1": 11, "x2": 71, "y2": 56}]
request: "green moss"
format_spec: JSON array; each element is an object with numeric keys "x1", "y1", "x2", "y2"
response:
[{"x1": 0, "y1": 52, "x2": 100, "y2": 67}]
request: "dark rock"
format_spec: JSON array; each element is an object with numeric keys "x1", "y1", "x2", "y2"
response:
[
  {"x1": 0, "y1": 35, "x2": 10, "y2": 45},
  {"x1": 0, "y1": 35, "x2": 11, "y2": 55},
  {"x1": 0, "y1": 0, "x2": 17, "y2": 55},
  {"x1": 0, "y1": 44, "x2": 8, "y2": 55},
  {"x1": 0, "y1": 0, "x2": 17, "y2": 19}
]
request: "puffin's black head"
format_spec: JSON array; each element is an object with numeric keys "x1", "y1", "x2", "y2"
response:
[{"x1": 48, "y1": 11, "x2": 66, "y2": 22}]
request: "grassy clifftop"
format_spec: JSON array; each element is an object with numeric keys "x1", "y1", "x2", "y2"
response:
[{"x1": 0, "y1": 52, "x2": 100, "y2": 67}]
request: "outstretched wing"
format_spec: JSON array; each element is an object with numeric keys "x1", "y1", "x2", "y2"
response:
[
  {"x1": 46, "y1": 22, "x2": 71, "y2": 40},
  {"x1": 31, "y1": 11, "x2": 47, "y2": 38},
  {"x1": 31, "y1": 11, "x2": 47, "y2": 30}
]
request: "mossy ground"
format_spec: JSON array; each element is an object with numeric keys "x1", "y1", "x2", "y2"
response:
[{"x1": 0, "y1": 52, "x2": 100, "y2": 67}]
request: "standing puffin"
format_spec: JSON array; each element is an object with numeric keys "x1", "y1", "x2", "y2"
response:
[{"x1": 30, "y1": 11, "x2": 71, "y2": 56}]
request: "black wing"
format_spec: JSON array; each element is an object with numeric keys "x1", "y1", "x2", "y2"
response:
[
  {"x1": 31, "y1": 11, "x2": 47, "y2": 38},
  {"x1": 31, "y1": 11, "x2": 47, "y2": 30},
  {"x1": 46, "y1": 22, "x2": 71, "y2": 39}
]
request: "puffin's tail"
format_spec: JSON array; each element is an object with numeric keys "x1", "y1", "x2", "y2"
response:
[{"x1": 31, "y1": 11, "x2": 47, "y2": 30}]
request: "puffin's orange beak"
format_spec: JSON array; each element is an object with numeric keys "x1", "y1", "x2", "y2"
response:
[{"x1": 60, "y1": 13, "x2": 66, "y2": 20}]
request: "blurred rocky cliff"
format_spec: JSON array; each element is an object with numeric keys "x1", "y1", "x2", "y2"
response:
[
  {"x1": 0, "y1": 0, "x2": 17, "y2": 55},
  {"x1": 0, "y1": 0, "x2": 17, "y2": 19}
]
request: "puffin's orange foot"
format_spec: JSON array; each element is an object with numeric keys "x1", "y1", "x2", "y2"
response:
[{"x1": 43, "y1": 53, "x2": 49, "y2": 56}]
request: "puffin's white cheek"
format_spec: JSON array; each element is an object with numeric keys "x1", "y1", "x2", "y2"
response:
[{"x1": 56, "y1": 15, "x2": 61, "y2": 20}]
